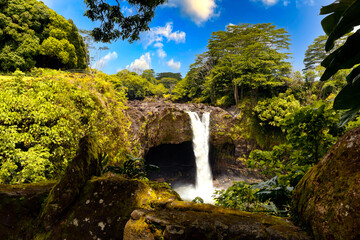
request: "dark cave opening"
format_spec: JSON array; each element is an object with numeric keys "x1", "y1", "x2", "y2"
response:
[{"x1": 145, "y1": 141, "x2": 198, "y2": 186}]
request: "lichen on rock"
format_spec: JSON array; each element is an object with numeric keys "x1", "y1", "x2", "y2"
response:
[
  {"x1": 124, "y1": 201, "x2": 310, "y2": 240},
  {"x1": 36, "y1": 176, "x2": 181, "y2": 240}
]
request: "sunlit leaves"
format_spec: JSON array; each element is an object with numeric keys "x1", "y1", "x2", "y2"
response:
[
  {"x1": 254, "y1": 94, "x2": 300, "y2": 128},
  {"x1": 0, "y1": 72, "x2": 130, "y2": 183},
  {"x1": 0, "y1": 0, "x2": 85, "y2": 71}
]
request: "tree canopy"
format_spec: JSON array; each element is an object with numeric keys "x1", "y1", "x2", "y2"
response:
[
  {"x1": 0, "y1": 0, "x2": 86, "y2": 72},
  {"x1": 173, "y1": 23, "x2": 292, "y2": 106},
  {"x1": 84, "y1": 0, "x2": 167, "y2": 42}
]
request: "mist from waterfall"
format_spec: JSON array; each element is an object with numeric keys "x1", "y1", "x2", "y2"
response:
[{"x1": 174, "y1": 111, "x2": 215, "y2": 203}]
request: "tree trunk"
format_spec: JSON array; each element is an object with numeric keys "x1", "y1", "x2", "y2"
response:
[{"x1": 234, "y1": 84, "x2": 239, "y2": 105}]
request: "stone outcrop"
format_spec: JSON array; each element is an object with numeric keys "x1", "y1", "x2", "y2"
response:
[
  {"x1": 36, "y1": 176, "x2": 181, "y2": 240},
  {"x1": 40, "y1": 135, "x2": 102, "y2": 230},
  {"x1": 292, "y1": 127, "x2": 360, "y2": 240},
  {"x1": 0, "y1": 178, "x2": 310, "y2": 240},
  {"x1": 124, "y1": 201, "x2": 310, "y2": 240}
]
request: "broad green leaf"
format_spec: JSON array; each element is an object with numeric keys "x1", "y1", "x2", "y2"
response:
[
  {"x1": 321, "y1": 12, "x2": 343, "y2": 36},
  {"x1": 320, "y1": 0, "x2": 354, "y2": 15},
  {"x1": 325, "y1": 0, "x2": 360, "y2": 51},
  {"x1": 333, "y1": 81, "x2": 360, "y2": 109},
  {"x1": 346, "y1": 65, "x2": 360, "y2": 84},
  {"x1": 320, "y1": 30, "x2": 360, "y2": 81}
]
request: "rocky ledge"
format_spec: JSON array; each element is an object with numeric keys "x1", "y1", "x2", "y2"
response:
[{"x1": 0, "y1": 178, "x2": 309, "y2": 240}]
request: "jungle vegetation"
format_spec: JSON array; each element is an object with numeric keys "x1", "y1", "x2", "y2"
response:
[
  {"x1": 0, "y1": 0, "x2": 86, "y2": 72},
  {"x1": 0, "y1": 0, "x2": 359, "y2": 216}
]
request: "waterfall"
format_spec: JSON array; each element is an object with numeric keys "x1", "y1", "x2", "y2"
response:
[{"x1": 174, "y1": 111, "x2": 215, "y2": 203}]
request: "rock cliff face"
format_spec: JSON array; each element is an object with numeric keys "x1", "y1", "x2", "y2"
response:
[
  {"x1": 126, "y1": 100, "x2": 255, "y2": 186},
  {"x1": 292, "y1": 127, "x2": 360, "y2": 240}
]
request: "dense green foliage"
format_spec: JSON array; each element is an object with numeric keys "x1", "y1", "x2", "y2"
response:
[
  {"x1": 0, "y1": 70, "x2": 130, "y2": 183},
  {"x1": 0, "y1": 0, "x2": 86, "y2": 72},
  {"x1": 112, "y1": 70, "x2": 168, "y2": 100},
  {"x1": 84, "y1": 0, "x2": 167, "y2": 42},
  {"x1": 253, "y1": 93, "x2": 300, "y2": 128},
  {"x1": 214, "y1": 181, "x2": 268, "y2": 212},
  {"x1": 173, "y1": 23, "x2": 291, "y2": 106},
  {"x1": 282, "y1": 101, "x2": 343, "y2": 164},
  {"x1": 214, "y1": 178, "x2": 292, "y2": 215}
]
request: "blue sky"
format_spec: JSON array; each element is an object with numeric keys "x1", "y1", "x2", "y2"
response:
[{"x1": 39, "y1": 0, "x2": 334, "y2": 77}]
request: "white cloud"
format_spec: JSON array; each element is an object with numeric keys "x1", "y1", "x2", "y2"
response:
[
  {"x1": 295, "y1": 0, "x2": 314, "y2": 6},
  {"x1": 166, "y1": 0, "x2": 219, "y2": 25},
  {"x1": 157, "y1": 49, "x2": 167, "y2": 58},
  {"x1": 93, "y1": 51, "x2": 118, "y2": 70},
  {"x1": 251, "y1": 0, "x2": 317, "y2": 7},
  {"x1": 154, "y1": 42, "x2": 164, "y2": 48},
  {"x1": 167, "y1": 59, "x2": 181, "y2": 71},
  {"x1": 251, "y1": 0, "x2": 279, "y2": 6},
  {"x1": 283, "y1": 0, "x2": 290, "y2": 6},
  {"x1": 142, "y1": 22, "x2": 186, "y2": 48},
  {"x1": 126, "y1": 53, "x2": 151, "y2": 73},
  {"x1": 122, "y1": 6, "x2": 134, "y2": 16}
]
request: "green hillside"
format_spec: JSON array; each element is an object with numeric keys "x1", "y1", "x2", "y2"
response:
[{"x1": 0, "y1": 0, "x2": 86, "y2": 72}]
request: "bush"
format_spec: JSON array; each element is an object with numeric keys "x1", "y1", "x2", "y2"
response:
[
  {"x1": 0, "y1": 71, "x2": 130, "y2": 183},
  {"x1": 214, "y1": 181, "x2": 268, "y2": 212}
]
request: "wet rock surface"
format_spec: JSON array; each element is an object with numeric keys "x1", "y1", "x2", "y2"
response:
[{"x1": 292, "y1": 127, "x2": 360, "y2": 240}]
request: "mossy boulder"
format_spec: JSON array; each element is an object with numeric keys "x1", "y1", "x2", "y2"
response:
[
  {"x1": 0, "y1": 181, "x2": 55, "y2": 240},
  {"x1": 40, "y1": 135, "x2": 102, "y2": 230},
  {"x1": 36, "y1": 176, "x2": 180, "y2": 240},
  {"x1": 124, "y1": 201, "x2": 310, "y2": 240},
  {"x1": 292, "y1": 127, "x2": 360, "y2": 240}
]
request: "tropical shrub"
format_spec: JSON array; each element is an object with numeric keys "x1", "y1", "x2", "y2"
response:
[{"x1": 0, "y1": 71, "x2": 130, "y2": 183}]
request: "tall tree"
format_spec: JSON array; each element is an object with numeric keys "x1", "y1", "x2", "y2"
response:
[
  {"x1": 303, "y1": 35, "x2": 328, "y2": 73},
  {"x1": 303, "y1": 34, "x2": 347, "y2": 73},
  {"x1": 176, "y1": 23, "x2": 291, "y2": 105},
  {"x1": 84, "y1": 0, "x2": 167, "y2": 42}
]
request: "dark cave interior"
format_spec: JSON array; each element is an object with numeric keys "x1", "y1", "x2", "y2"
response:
[{"x1": 145, "y1": 141, "x2": 198, "y2": 186}]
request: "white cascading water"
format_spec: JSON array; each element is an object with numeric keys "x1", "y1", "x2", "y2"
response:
[{"x1": 174, "y1": 111, "x2": 215, "y2": 203}]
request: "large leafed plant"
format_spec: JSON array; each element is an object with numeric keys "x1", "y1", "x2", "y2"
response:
[{"x1": 320, "y1": 0, "x2": 360, "y2": 125}]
